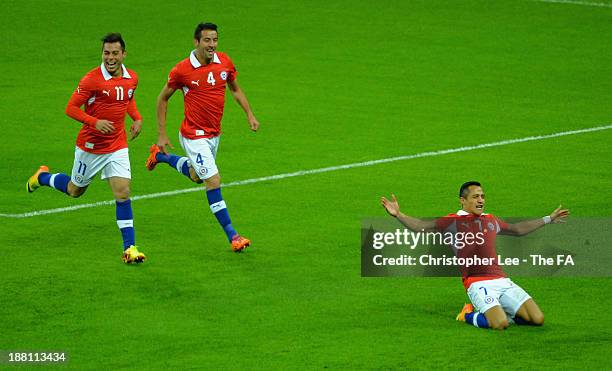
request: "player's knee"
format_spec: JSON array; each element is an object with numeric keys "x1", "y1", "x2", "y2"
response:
[
  {"x1": 113, "y1": 187, "x2": 130, "y2": 200},
  {"x1": 67, "y1": 185, "x2": 86, "y2": 198},
  {"x1": 490, "y1": 318, "x2": 509, "y2": 330},
  {"x1": 188, "y1": 167, "x2": 204, "y2": 183},
  {"x1": 205, "y1": 174, "x2": 221, "y2": 189},
  {"x1": 531, "y1": 312, "x2": 544, "y2": 326},
  {"x1": 190, "y1": 174, "x2": 203, "y2": 183},
  {"x1": 69, "y1": 190, "x2": 84, "y2": 198}
]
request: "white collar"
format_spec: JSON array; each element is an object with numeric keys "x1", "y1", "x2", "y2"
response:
[
  {"x1": 457, "y1": 210, "x2": 488, "y2": 216},
  {"x1": 101, "y1": 63, "x2": 131, "y2": 80},
  {"x1": 189, "y1": 50, "x2": 221, "y2": 68}
]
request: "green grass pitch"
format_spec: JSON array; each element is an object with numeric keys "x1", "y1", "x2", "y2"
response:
[{"x1": 1, "y1": 0, "x2": 611, "y2": 368}]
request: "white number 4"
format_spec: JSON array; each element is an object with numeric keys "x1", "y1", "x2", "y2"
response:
[{"x1": 207, "y1": 72, "x2": 216, "y2": 86}]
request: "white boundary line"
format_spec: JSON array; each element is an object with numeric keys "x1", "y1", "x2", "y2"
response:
[
  {"x1": 532, "y1": 0, "x2": 612, "y2": 8},
  {"x1": 3, "y1": 124, "x2": 611, "y2": 219}
]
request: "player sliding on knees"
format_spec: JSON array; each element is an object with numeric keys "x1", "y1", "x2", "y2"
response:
[
  {"x1": 146, "y1": 22, "x2": 260, "y2": 252},
  {"x1": 381, "y1": 181, "x2": 569, "y2": 330},
  {"x1": 26, "y1": 33, "x2": 146, "y2": 264}
]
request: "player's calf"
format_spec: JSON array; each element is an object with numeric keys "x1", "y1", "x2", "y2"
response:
[
  {"x1": 28, "y1": 166, "x2": 86, "y2": 198},
  {"x1": 146, "y1": 144, "x2": 199, "y2": 182}
]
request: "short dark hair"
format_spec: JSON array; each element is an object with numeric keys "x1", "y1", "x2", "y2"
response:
[
  {"x1": 194, "y1": 22, "x2": 218, "y2": 40},
  {"x1": 101, "y1": 33, "x2": 125, "y2": 50},
  {"x1": 459, "y1": 181, "x2": 481, "y2": 198}
]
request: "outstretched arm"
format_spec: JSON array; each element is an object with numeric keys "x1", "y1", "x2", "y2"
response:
[
  {"x1": 156, "y1": 83, "x2": 177, "y2": 154},
  {"x1": 501, "y1": 205, "x2": 569, "y2": 236},
  {"x1": 381, "y1": 194, "x2": 437, "y2": 232},
  {"x1": 228, "y1": 79, "x2": 259, "y2": 131}
]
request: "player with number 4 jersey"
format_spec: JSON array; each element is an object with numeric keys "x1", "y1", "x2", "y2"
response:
[
  {"x1": 167, "y1": 48, "x2": 236, "y2": 139},
  {"x1": 147, "y1": 22, "x2": 260, "y2": 252},
  {"x1": 26, "y1": 33, "x2": 146, "y2": 264}
]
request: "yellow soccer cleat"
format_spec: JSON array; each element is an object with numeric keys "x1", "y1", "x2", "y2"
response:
[
  {"x1": 26, "y1": 165, "x2": 49, "y2": 193},
  {"x1": 231, "y1": 235, "x2": 250, "y2": 252},
  {"x1": 122, "y1": 245, "x2": 146, "y2": 264},
  {"x1": 456, "y1": 303, "x2": 474, "y2": 322}
]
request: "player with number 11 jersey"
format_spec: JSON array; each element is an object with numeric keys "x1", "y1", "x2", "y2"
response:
[
  {"x1": 67, "y1": 59, "x2": 140, "y2": 153},
  {"x1": 26, "y1": 33, "x2": 146, "y2": 264}
]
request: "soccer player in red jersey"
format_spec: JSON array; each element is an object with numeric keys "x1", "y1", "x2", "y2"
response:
[
  {"x1": 381, "y1": 181, "x2": 569, "y2": 330},
  {"x1": 26, "y1": 33, "x2": 146, "y2": 264},
  {"x1": 146, "y1": 22, "x2": 260, "y2": 252}
]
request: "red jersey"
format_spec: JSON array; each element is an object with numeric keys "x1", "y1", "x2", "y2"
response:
[
  {"x1": 436, "y1": 210, "x2": 509, "y2": 289},
  {"x1": 66, "y1": 64, "x2": 141, "y2": 154},
  {"x1": 167, "y1": 51, "x2": 237, "y2": 139}
]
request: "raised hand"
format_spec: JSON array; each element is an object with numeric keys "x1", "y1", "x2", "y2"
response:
[
  {"x1": 550, "y1": 205, "x2": 570, "y2": 223},
  {"x1": 381, "y1": 194, "x2": 400, "y2": 217}
]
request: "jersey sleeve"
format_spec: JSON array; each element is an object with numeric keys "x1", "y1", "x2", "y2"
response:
[
  {"x1": 65, "y1": 73, "x2": 98, "y2": 126},
  {"x1": 435, "y1": 215, "x2": 455, "y2": 232},
  {"x1": 492, "y1": 215, "x2": 509, "y2": 231},
  {"x1": 167, "y1": 65, "x2": 183, "y2": 90},
  {"x1": 227, "y1": 57, "x2": 237, "y2": 82},
  {"x1": 126, "y1": 74, "x2": 142, "y2": 121},
  {"x1": 127, "y1": 97, "x2": 142, "y2": 121}
]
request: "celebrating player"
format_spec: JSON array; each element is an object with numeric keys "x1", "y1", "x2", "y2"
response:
[
  {"x1": 146, "y1": 22, "x2": 260, "y2": 252},
  {"x1": 26, "y1": 33, "x2": 146, "y2": 264},
  {"x1": 381, "y1": 181, "x2": 569, "y2": 330}
]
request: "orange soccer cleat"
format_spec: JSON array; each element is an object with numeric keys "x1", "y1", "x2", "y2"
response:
[
  {"x1": 26, "y1": 165, "x2": 49, "y2": 193},
  {"x1": 456, "y1": 303, "x2": 474, "y2": 322},
  {"x1": 145, "y1": 144, "x2": 161, "y2": 171},
  {"x1": 231, "y1": 235, "x2": 250, "y2": 252}
]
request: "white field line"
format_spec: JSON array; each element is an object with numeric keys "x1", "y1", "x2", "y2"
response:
[
  {"x1": 3, "y1": 124, "x2": 611, "y2": 219},
  {"x1": 532, "y1": 0, "x2": 612, "y2": 8}
]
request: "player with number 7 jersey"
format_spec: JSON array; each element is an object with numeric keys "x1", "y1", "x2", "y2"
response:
[{"x1": 381, "y1": 181, "x2": 570, "y2": 330}]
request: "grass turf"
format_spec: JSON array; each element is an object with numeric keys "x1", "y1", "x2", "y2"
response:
[{"x1": 1, "y1": 0, "x2": 611, "y2": 368}]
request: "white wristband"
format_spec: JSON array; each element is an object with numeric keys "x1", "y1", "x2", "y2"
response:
[{"x1": 542, "y1": 216, "x2": 552, "y2": 224}]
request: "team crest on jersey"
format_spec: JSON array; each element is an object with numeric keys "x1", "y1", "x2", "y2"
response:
[
  {"x1": 128, "y1": 89, "x2": 134, "y2": 98},
  {"x1": 220, "y1": 71, "x2": 228, "y2": 81},
  {"x1": 487, "y1": 222, "x2": 495, "y2": 231}
]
